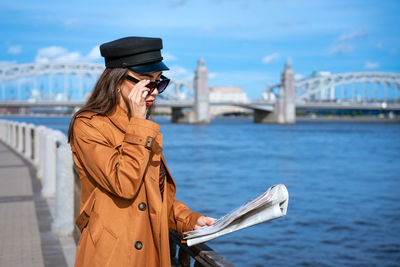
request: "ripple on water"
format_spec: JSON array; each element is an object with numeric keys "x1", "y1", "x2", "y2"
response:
[
  {"x1": 325, "y1": 225, "x2": 355, "y2": 233},
  {"x1": 321, "y1": 239, "x2": 343, "y2": 245},
  {"x1": 294, "y1": 220, "x2": 313, "y2": 227},
  {"x1": 352, "y1": 220, "x2": 378, "y2": 227},
  {"x1": 299, "y1": 260, "x2": 334, "y2": 267},
  {"x1": 377, "y1": 243, "x2": 400, "y2": 255},
  {"x1": 260, "y1": 254, "x2": 276, "y2": 262}
]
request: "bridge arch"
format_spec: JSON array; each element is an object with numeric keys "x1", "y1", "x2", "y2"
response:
[
  {"x1": 0, "y1": 62, "x2": 105, "y2": 81},
  {"x1": 0, "y1": 63, "x2": 104, "y2": 101},
  {"x1": 0, "y1": 62, "x2": 193, "y2": 101},
  {"x1": 267, "y1": 72, "x2": 400, "y2": 102}
]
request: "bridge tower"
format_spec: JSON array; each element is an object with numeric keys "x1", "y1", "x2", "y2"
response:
[
  {"x1": 171, "y1": 59, "x2": 210, "y2": 124},
  {"x1": 194, "y1": 58, "x2": 210, "y2": 124},
  {"x1": 277, "y1": 60, "x2": 296, "y2": 124},
  {"x1": 254, "y1": 61, "x2": 296, "y2": 124}
]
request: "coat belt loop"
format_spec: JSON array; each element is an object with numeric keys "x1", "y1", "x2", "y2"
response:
[{"x1": 76, "y1": 189, "x2": 97, "y2": 232}]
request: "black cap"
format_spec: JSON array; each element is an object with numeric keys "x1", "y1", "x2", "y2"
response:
[{"x1": 100, "y1": 36, "x2": 169, "y2": 74}]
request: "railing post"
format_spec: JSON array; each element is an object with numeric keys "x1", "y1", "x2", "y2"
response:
[
  {"x1": 42, "y1": 129, "x2": 64, "y2": 198},
  {"x1": 17, "y1": 122, "x2": 26, "y2": 154},
  {"x1": 36, "y1": 126, "x2": 48, "y2": 179},
  {"x1": 7, "y1": 121, "x2": 12, "y2": 145},
  {"x1": 13, "y1": 122, "x2": 16, "y2": 146},
  {"x1": 11, "y1": 122, "x2": 18, "y2": 148},
  {"x1": 16, "y1": 123, "x2": 20, "y2": 149},
  {"x1": 3, "y1": 120, "x2": 7, "y2": 143},
  {"x1": 0, "y1": 120, "x2": 4, "y2": 142},
  {"x1": 24, "y1": 124, "x2": 34, "y2": 160},
  {"x1": 52, "y1": 137, "x2": 74, "y2": 236},
  {"x1": 33, "y1": 126, "x2": 43, "y2": 167}
]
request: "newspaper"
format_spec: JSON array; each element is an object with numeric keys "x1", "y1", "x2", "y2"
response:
[{"x1": 183, "y1": 184, "x2": 289, "y2": 246}]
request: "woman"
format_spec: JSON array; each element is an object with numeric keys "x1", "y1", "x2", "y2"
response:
[{"x1": 68, "y1": 37, "x2": 215, "y2": 267}]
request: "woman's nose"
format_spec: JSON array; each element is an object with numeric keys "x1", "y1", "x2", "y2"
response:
[{"x1": 151, "y1": 89, "x2": 159, "y2": 96}]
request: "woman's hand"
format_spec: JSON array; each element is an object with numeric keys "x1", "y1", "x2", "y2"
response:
[
  {"x1": 194, "y1": 216, "x2": 216, "y2": 230},
  {"x1": 127, "y1": 79, "x2": 150, "y2": 119}
]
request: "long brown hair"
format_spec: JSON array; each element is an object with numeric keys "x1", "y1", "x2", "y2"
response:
[
  {"x1": 68, "y1": 68, "x2": 127, "y2": 142},
  {"x1": 68, "y1": 68, "x2": 156, "y2": 143}
]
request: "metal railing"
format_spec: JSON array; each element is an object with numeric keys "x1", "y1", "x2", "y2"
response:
[
  {"x1": 169, "y1": 230, "x2": 235, "y2": 267},
  {"x1": 0, "y1": 119, "x2": 235, "y2": 266}
]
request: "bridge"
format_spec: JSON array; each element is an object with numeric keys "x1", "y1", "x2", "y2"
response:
[{"x1": 1, "y1": 60, "x2": 399, "y2": 124}]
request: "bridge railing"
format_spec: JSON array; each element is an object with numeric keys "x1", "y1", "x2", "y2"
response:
[{"x1": 0, "y1": 119, "x2": 235, "y2": 267}]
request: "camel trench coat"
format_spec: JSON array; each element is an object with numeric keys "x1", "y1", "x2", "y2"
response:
[{"x1": 70, "y1": 105, "x2": 203, "y2": 267}]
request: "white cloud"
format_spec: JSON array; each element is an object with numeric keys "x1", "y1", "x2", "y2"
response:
[
  {"x1": 376, "y1": 42, "x2": 383, "y2": 50},
  {"x1": 86, "y1": 46, "x2": 101, "y2": 61},
  {"x1": 168, "y1": 65, "x2": 192, "y2": 80},
  {"x1": 329, "y1": 30, "x2": 367, "y2": 55},
  {"x1": 35, "y1": 46, "x2": 79, "y2": 62},
  {"x1": 262, "y1": 52, "x2": 279, "y2": 64},
  {"x1": 163, "y1": 52, "x2": 178, "y2": 62},
  {"x1": 336, "y1": 31, "x2": 367, "y2": 43},
  {"x1": 8, "y1": 45, "x2": 22, "y2": 55},
  {"x1": 365, "y1": 61, "x2": 380, "y2": 70},
  {"x1": 35, "y1": 45, "x2": 101, "y2": 63},
  {"x1": 329, "y1": 43, "x2": 354, "y2": 55}
]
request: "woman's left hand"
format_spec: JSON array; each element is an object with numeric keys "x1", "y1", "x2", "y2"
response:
[{"x1": 194, "y1": 216, "x2": 216, "y2": 230}]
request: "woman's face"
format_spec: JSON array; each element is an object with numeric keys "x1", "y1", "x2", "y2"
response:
[{"x1": 120, "y1": 70, "x2": 162, "y2": 107}]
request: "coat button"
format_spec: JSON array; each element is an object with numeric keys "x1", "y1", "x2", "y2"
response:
[
  {"x1": 138, "y1": 202, "x2": 147, "y2": 211},
  {"x1": 135, "y1": 241, "x2": 143, "y2": 250}
]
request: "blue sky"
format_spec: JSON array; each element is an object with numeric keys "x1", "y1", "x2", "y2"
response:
[{"x1": 1, "y1": 0, "x2": 399, "y2": 98}]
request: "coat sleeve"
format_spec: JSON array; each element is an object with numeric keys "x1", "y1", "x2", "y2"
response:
[
  {"x1": 71, "y1": 116, "x2": 160, "y2": 200},
  {"x1": 169, "y1": 199, "x2": 204, "y2": 235},
  {"x1": 164, "y1": 157, "x2": 204, "y2": 234}
]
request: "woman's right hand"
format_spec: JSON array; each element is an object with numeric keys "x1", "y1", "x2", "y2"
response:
[
  {"x1": 127, "y1": 79, "x2": 150, "y2": 119},
  {"x1": 194, "y1": 216, "x2": 216, "y2": 230}
]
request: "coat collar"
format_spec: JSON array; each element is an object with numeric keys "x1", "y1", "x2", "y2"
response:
[{"x1": 106, "y1": 105, "x2": 129, "y2": 133}]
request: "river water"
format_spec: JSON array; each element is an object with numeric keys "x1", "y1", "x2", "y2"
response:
[{"x1": 3, "y1": 116, "x2": 400, "y2": 266}]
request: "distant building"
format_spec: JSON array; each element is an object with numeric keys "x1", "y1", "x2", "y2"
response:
[{"x1": 209, "y1": 87, "x2": 249, "y2": 116}]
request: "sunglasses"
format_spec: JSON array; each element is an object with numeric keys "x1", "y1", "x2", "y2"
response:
[{"x1": 126, "y1": 74, "x2": 170, "y2": 95}]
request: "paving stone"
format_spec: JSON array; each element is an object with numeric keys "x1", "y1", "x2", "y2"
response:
[
  {"x1": 0, "y1": 142, "x2": 68, "y2": 267},
  {"x1": 0, "y1": 166, "x2": 33, "y2": 197},
  {"x1": 0, "y1": 201, "x2": 44, "y2": 267},
  {"x1": 0, "y1": 151, "x2": 24, "y2": 167}
]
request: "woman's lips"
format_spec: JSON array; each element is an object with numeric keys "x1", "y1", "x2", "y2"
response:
[{"x1": 146, "y1": 100, "x2": 154, "y2": 106}]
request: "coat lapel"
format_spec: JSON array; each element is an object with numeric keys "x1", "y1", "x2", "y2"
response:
[{"x1": 106, "y1": 105, "x2": 129, "y2": 133}]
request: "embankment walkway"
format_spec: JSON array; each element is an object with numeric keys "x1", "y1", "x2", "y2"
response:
[{"x1": 0, "y1": 141, "x2": 68, "y2": 267}]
